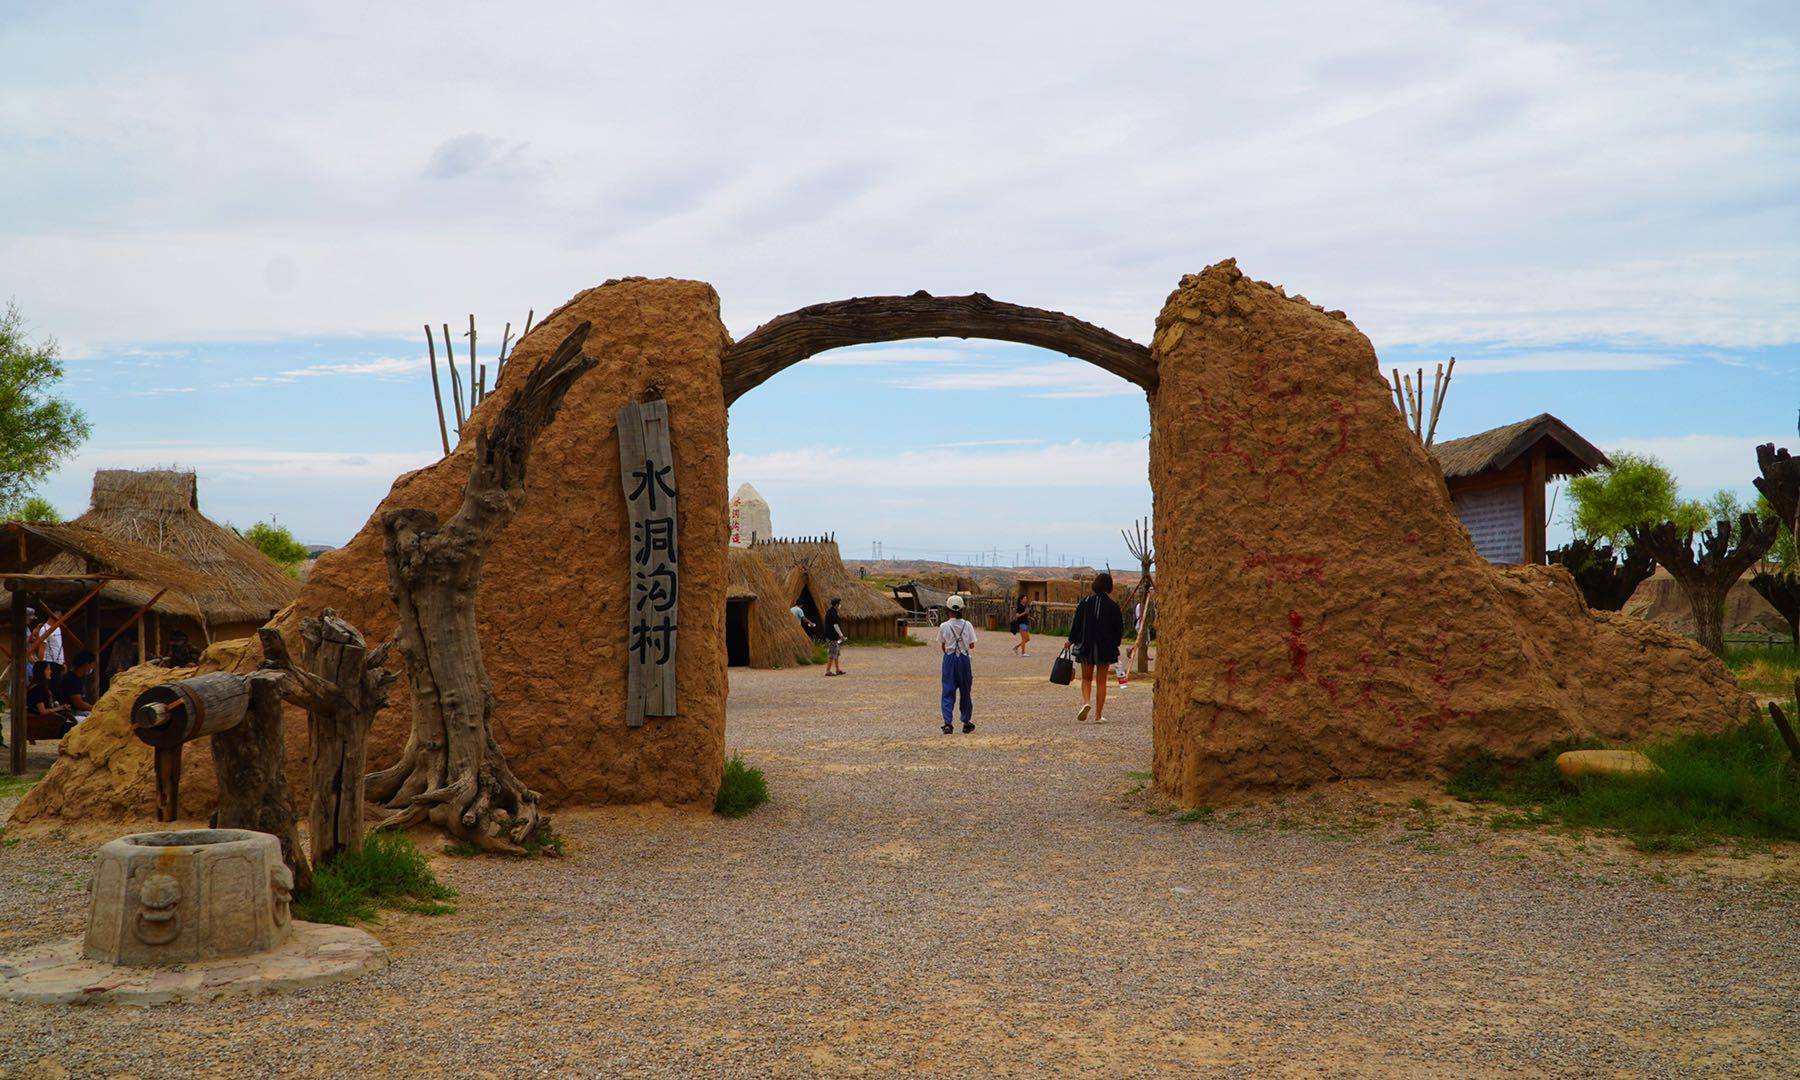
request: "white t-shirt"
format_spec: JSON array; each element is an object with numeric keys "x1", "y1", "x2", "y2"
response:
[
  {"x1": 38, "y1": 626, "x2": 64, "y2": 665},
  {"x1": 938, "y1": 618, "x2": 977, "y2": 655}
]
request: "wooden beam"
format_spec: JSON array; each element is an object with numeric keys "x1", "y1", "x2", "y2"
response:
[
  {"x1": 98, "y1": 589, "x2": 167, "y2": 657},
  {"x1": 425, "y1": 324, "x2": 451, "y2": 457},
  {"x1": 1527, "y1": 444, "x2": 1549, "y2": 565},
  {"x1": 722, "y1": 293, "x2": 1156, "y2": 404},
  {"x1": 9, "y1": 590, "x2": 25, "y2": 773}
]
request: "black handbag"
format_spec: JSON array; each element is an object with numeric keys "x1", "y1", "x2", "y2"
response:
[{"x1": 1049, "y1": 645, "x2": 1075, "y2": 686}]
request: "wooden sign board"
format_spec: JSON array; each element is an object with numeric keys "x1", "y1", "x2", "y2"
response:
[
  {"x1": 1452, "y1": 484, "x2": 1525, "y2": 564},
  {"x1": 618, "y1": 399, "x2": 679, "y2": 727}
]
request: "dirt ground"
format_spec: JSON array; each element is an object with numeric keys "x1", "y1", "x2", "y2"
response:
[{"x1": 2, "y1": 632, "x2": 1797, "y2": 1078}]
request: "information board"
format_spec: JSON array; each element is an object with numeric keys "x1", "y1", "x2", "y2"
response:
[{"x1": 1453, "y1": 484, "x2": 1525, "y2": 564}]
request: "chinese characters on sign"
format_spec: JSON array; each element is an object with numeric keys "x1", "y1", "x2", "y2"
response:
[
  {"x1": 618, "y1": 398, "x2": 679, "y2": 726},
  {"x1": 1452, "y1": 484, "x2": 1525, "y2": 564}
]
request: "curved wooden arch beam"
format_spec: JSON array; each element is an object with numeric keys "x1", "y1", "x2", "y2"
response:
[{"x1": 721, "y1": 292, "x2": 1155, "y2": 404}]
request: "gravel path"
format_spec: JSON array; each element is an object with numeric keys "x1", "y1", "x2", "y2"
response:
[{"x1": 2, "y1": 634, "x2": 1797, "y2": 1077}]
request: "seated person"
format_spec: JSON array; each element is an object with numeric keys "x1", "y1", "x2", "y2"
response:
[
  {"x1": 161, "y1": 630, "x2": 201, "y2": 669},
  {"x1": 56, "y1": 651, "x2": 99, "y2": 720},
  {"x1": 25, "y1": 662, "x2": 77, "y2": 739}
]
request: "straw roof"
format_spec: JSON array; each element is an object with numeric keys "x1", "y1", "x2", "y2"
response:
[
  {"x1": 1431, "y1": 414, "x2": 1609, "y2": 481},
  {"x1": 66, "y1": 469, "x2": 299, "y2": 625},
  {"x1": 748, "y1": 537, "x2": 906, "y2": 622},
  {"x1": 0, "y1": 521, "x2": 208, "y2": 619},
  {"x1": 726, "y1": 547, "x2": 814, "y2": 667}
]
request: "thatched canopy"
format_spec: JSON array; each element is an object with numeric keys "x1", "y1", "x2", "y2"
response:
[
  {"x1": 0, "y1": 521, "x2": 209, "y2": 619},
  {"x1": 66, "y1": 469, "x2": 298, "y2": 626},
  {"x1": 1431, "y1": 414, "x2": 1609, "y2": 481},
  {"x1": 748, "y1": 537, "x2": 906, "y2": 629},
  {"x1": 726, "y1": 547, "x2": 814, "y2": 667}
]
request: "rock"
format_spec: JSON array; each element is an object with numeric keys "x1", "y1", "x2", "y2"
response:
[
  {"x1": 1557, "y1": 750, "x2": 1660, "y2": 780},
  {"x1": 1147, "y1": 260, "x2": 1751, "y2": 804}
]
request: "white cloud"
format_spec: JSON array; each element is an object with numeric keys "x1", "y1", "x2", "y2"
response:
[
  {"x1": 731, "y1": 438, "x2": 1147, "y2": 488},
  {"x1": 64, "y1": 444, "x2": 439, "y2": 483},
  {"x1": 1448, "y1": 351, "x2": 1686, "y2": 375},
  {"x1": 2, "y1": 3, "x2": 1795, "y2": 355},
  {"x1": 1598, "y1": 433, "x2": 1787, "y2": 496},
  {"x1": 275, "y1": 356, "x2": 425, "y2": 381},
  {"x1": 809, "y1": 344, "x2": 987, "y2": 367},
  {"x1": 892, "y1": 360, "x2": 1141, "y2": 399}
]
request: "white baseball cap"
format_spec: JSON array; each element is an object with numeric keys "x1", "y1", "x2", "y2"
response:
[{"x1": 946, "y1": 595, "x2": 965, "y2": 611}]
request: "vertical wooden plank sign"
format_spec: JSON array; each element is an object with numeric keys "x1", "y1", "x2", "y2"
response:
[{"x1": 617, "y1": 399, "x2": 679, "y2": 727}]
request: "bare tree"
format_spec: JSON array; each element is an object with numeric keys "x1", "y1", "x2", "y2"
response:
[
  {"x1": 366, "y1": 323, "x2": 594, "y2": 852},
  {"x1": 1627, "y1": 515, "x2": 1779, "y2": 656},
  {"x1": 1550, "y1": 538, "x2": 1655, "y2": 612}
]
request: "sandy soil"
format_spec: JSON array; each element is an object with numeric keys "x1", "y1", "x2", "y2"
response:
[{"x1": 2, "y1": 633, "x2": 1796, "y2": 1078}]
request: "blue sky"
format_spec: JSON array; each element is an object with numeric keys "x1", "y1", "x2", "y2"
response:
[{"x1": 7, "y1": 1, "x2": 1798, "y2": 566}]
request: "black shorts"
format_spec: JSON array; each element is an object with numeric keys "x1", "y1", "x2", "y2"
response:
[{"x1": 1073, "y1": 642, "x2": 1119, "y2": 667}]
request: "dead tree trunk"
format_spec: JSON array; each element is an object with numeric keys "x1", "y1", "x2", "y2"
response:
[
  {"x1": 366, "y1": 323, "x2": 596, "y2": 853},
  {"x1": 1550, "y1": 538, "x2": 1656, "y2": 612},
  {"x1": 210, "y1": 675, "x2": 311, "y2": 894},
  {"x1": 1629, "y1": 515, "x2": 1779, "y2": 656}
]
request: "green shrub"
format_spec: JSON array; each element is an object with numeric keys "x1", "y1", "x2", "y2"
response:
[
  {"x1": 715, "y1": 752, "x2": 768, "y2": 818},
  {"x1": 293, "y1": 831, "x2": 457, "y2": 926},
  {"x1": 1447, "y1": 718, "x2": 1800, "y2": 851}
]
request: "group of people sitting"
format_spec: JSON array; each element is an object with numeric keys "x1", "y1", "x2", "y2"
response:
[
  {"x1": 24, "y1": 651, "x2": 99, "y2": 739},
  {"x1": 6, "y1": 606, "x2": 205, "y2": 748}
]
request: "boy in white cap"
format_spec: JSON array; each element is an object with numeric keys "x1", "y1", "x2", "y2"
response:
[{"x1": 937, "y1": 595, "x2": 976, "y2": 734}]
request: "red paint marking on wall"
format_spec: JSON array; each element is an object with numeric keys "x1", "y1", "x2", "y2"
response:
[
  {"x1": 1285, "y1": 609, "x2": 1308, "y2": 678},
  {"x1": 1220, "y1": 658, "x2": 1240, "y2": 705}
]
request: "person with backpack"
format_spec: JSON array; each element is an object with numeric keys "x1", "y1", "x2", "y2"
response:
[
  {"x1": 822, "y1": 597, "x2": 848, "y2": 677},
  {"x1": 1068, "y1": 573, "x2": 1125, "y2": 724},
  {"x1": 937, "y1": 594, "x2": 976, "y2": 734}
]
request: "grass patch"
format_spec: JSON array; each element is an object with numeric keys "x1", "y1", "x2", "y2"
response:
[
  {"x1": 715, "y1": 752, "x2": 768, "y2": 818},
  {"x1": 1726, "y1": 642, "x2": 1800, "y2": 695},
  {"x1": 292, "y1": 831, "x2": 457, "y2": 926},
  {"x1": 0, "y1": 772, "x2": 40, "y2": 799},
  {"x1": 1447, "y1": 717, "x2": 1800, "y2": 852},
  {"x1": 1174, "y1": 806, "x2": 1215, "y2": 824}
]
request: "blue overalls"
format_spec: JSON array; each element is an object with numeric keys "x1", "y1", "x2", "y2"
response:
[{"x1": 940, "y1": 621, "x2": 974, "y2": 728}]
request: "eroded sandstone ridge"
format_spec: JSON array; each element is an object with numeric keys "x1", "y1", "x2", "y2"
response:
[{"x1": 1147, "y1": 259, "x2": 1751, "y2": 803}]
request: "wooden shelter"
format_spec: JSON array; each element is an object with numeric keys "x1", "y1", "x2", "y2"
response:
[
  {"x1": 890, "y1": 580, "x2": 953, "y2": 621},
  {"x1": 0, "y1": 521, "x2": 218, "y2": 772},
  {"x1": 725, "y1": 547, "x2": 815, "y2": 668},
  {"x1": 748, "y1": 536, "x2": 907, "y2": 641},
  {"x1": 1431, "y1": 414, "x2": 1609, "y2": 566}
]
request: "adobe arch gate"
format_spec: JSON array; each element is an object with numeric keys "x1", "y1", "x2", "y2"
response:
[{"x1": 294, "y1": 262, "x2": 1716, "y2": 816}]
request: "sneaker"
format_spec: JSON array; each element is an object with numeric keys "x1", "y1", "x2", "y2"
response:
[
  {"x1": 1076, "y1": 703, "x2": 1092, "y2": 722},
  {"x1": 942, "y1": 723, "x2": 953, "y2": 734},
  {"x1": 962, "y1": 721, "x2": 975, "y2": 734},
  {"x1": 1092, "y1": 714, "x2": 1109, "y2": 724}
]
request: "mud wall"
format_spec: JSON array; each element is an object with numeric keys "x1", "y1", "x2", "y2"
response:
[{"x1": 1147, "y1": 260, "x2": 1751, "y2": 804}]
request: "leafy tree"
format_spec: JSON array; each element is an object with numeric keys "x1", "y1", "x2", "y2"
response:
[
  {"x1": 244, "y1": 521, "x2": 309, "y2": 568},
  {"x1": 0, "y1": 301, "x2": 90, "y2": 516},
  {"x1": 1758, "y1": 494, "x2": 1795, "y2": 567},
  {"x1": 14, "y1": 495, "x2": 60, "y2": 522},
  {"x1": 1566, "y1": 452, "x2": 1685, "y2": 546}
]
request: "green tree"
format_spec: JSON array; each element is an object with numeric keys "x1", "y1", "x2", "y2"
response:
[
  {"x1": 1566, "y1": 452, "x2": 1684, "y2": 547},
  {"x1": 0, "y1": 301, "x2": 90, "y2": 515},
  {"x1": 1760, "y1": 494, "x2": 1796, "y2": 567},
  {"x1": 15, "y1": 495, "x2": 60, "y2": 522},
  {"x1": 244, "y1": 521, "x2": 309, "y2": 569}
]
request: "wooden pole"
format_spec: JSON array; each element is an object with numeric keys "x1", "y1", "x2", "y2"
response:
[
  {"x1": 425, "y1": 324, "x2": 451, "y2": 457},
  {"x1": 9, "y1": 591, "x2": 25, "y2": 773},
  {"x1": 444, "y1": 323, "x2": 466, "y2": 431},
  {"x1": 468, "y1": 315, "x2": 478, "y2": 408},
  {"x1": 1425, "y1": 357, "x2": 1454, "y2": 447},
  {"x1": 494, "y1": 321, "x2": 513, "y2": 386},
  {"x1": 98, "y1": 590, "x2": 167, "y2": 656},
  {"x1": 1390, "y1": 369, "x2": 1406, "y2": 417}
]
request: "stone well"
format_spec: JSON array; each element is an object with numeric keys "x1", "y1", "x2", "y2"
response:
[
  {"x1": 0, "y1": 831, "x2": 387, "y2": 1006},
  {"x1": 83, "y1": 828, "x2": 293, "y2": 966}
]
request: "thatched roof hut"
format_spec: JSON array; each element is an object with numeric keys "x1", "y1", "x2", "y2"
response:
[
  {"x1": 726, "y1": 547, "x2": 815, "y2": 668},
  {"x1": 70, "y1": 470, "x2": 298, "y2": 632},
  {"x1": 749, "y1": 536, "x2": 907, "y2": 640},
  {"x1": 0, "y1": 522, "x2": 211, "y2": 621}
]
